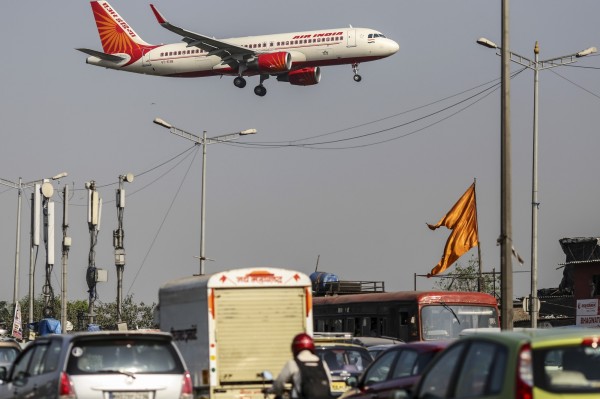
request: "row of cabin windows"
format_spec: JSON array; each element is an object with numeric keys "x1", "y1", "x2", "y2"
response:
[
  {"x1": 243, "y1": 35, "x2": 344, "y2": 49},
  {"x1": 159, "y1": 35, "x2": 344, "y2": 57}
]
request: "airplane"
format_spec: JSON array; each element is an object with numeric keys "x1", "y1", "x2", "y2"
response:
[{"x1": 77, "y1": 1, "x2": 399, "y2": 96}]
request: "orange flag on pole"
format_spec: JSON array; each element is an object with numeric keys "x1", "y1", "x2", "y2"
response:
[{"x1": 427, "y1": 182, "x2": 478, "y2": 276}]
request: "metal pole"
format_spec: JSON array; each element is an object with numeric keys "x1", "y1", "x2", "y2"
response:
[
  {"x1": 500, "y1": 0, "x2": 514, "y2": 330},
  {"x1": 13, "y1": 178, "x2": 22, "y2": 306},
  {"x1": 530, "y1": 42, "x2": 540, "y2": 328},
  {"x1": 61, "y1": 185, "x2": 70, "y2": 332},
  {"x1": 200, "y1": 131, "x2": 207, "y2": 275},
  {"x1": 29, "y1": 192, "x2": 36, "y2": 326}
]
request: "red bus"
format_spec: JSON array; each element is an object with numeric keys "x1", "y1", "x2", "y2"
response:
[{"x1": 313, "y1": 291, "x2": 499, "y2": 342}]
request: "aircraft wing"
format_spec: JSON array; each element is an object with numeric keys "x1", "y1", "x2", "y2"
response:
[
  {"x1": 76, "y1": 48, "x2": 126, "y2": 63},
  {"x1": 149, "y1": 4, "x2": 254, "y2": 62}
]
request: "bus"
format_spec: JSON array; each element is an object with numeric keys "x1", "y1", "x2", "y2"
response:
[{"x1": 313, "y1": 291, "x2": 499, "y2": 342}]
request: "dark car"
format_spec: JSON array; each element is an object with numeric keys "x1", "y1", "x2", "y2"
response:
[
  {"x1": 0, "y1": 331, "x2": 192, "y2": 399},
  {"x1": 314, "y1": 341, "x2": 374, "y2": 397},
  {"x1": 340, "y1": 341, "x2": 451, "y2": 399}
]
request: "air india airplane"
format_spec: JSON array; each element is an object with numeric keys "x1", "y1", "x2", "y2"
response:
[{"x1": 78, "y1": 1, "x2": 399, "y2": 96}]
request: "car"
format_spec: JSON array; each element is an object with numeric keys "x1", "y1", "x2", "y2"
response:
[
  {"x1": 400, "y1": 327, "x2": 600, "y2": 398},
  {"x1": 367, "y1": 344, "x2": 398, "y2": 359},
  {"x1": 0, "y1": 331, "x2": 192, "y2": 399},
  {"x1": 314, "y1": 340, "x2": 374, "y2": 397},
  {"x1": 351, "y1": 337, "x2": 404, "y2": 359},
  {"x1": 0, "y1": 337, "x2": 22, "y2": 373},
  {"x1": 340, "y1": 341, "x2": 451, "y2": 399}
]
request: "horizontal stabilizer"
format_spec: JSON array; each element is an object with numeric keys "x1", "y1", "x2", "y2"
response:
[{"x1": 76, "y1": 48, "x2": 126, "y2": 63}]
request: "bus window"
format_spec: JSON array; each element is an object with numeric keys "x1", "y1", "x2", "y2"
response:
[{"x1": 421, "y1": 305, "x2": 498, "y2": 340}]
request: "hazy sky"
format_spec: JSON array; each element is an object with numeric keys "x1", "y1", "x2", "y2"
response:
[{"x1": 1, "y1": 1, "x2": 600, "y2": 311}]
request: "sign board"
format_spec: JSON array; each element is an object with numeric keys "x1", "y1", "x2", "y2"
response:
[{"x1": 576, "y1": 299, "x2": 600, "y2": 327}]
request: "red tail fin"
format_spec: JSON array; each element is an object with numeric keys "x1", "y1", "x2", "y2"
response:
[{"x1": 90, "y1": 1, "x2": 153, "y2": 56}]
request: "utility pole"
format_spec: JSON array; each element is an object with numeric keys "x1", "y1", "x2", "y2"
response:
[
  {"x1": 500, "y1": 0, "x2": 513, "y2": 330},
  {"x1": 41, "y1": 181, "x2": 56, "y2": 319},
  {"x1": 85, "y1": 181, "x2": 102, "y2": 326},
  {"x1": 114, "y1": 173, "x2": 134, "y2": 326},
  {"x1": 61, "y1": 185, "x2": 71, "y2": 332}
]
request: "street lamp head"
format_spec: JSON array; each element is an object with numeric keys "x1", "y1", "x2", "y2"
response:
[
  {"x1": 153, "y1": 117, "x2": 172, "y2": 129},
  {"x1": 121, "y1": 173, "x2": 134, "y2": 183},
  {"x1": 576, "y1": 46, "x2": 597, "y2": 58},
  {"x1": 477, "y1": 37, "x2": 499, "y2": 49},
  {"x1": 51, "y1": 172, "x2": 68, "y2": 180},
  {"x1": 240, "y1": 129, "x2": 257, "y2": 135}
]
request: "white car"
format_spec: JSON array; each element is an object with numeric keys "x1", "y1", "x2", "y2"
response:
[{"x1": 0, "y1": 331, "x2": 192, "y2": 399}]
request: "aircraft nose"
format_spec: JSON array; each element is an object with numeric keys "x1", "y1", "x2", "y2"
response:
[{"x1": 387, "y1": 39, "x2": 400, "y2": 55}]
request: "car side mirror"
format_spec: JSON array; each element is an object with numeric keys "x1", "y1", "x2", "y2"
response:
[
  {"x1": 346, "y1": 376, "x2": 358, "y2": 387},
  {"x1": 0, "y1": 366, "x2": 7, "y2": 381}
]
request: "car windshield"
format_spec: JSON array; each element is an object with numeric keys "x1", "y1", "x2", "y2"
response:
[
  {"x1": 66, "y1": 338, "x2": 184, "y2": 375},
  {"x1": 318, "y1": 347, "x2": 372, "y2": 375},
  {"x1": 421, "y1": 305, "x2": 498, "y2": 340},
  {"x1": 535, "y1": 345, "x2": 600, "y2": 392}
]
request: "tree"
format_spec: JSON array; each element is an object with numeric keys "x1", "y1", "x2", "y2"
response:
[
  {"x1": 94, "y1": 295, "x2": 156, "y2": 330},
  {"x1": 13, "y1": 294, "x2": 156, "y2": 334},
  {"x1": 433, "y1": 255, "x2": 500, "y2": 297}
]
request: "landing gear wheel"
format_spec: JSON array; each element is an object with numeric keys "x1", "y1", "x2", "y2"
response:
[
  {"x1": 353, "y1": 74, "x2": 362, "y2": 82},
  {"x1": 234, "y1": 76, "x2": 247, "y2": 88},
  {"x1": 254, "y1": 85, "x2": 267, "y2": 97}
]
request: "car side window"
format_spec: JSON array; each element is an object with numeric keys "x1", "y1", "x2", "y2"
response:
[
  {"x1": 10, "y1": 347, "x2": 35, "y2": 380},
  {"x1": 391, "y1": 349, "x2": 418, "y2": 378},
  {"x1": 364, "y1": 350, "x2": 396, "y2": 384},
  {"x1": 416, "y1": 343, "x2": 466, "y2": 398},
  {"x1": 28, "y1": 343, "x2": 50, "y2": 376},
  {"x1": 41, "y1": 340, "x2": 62, "y2": 373},
  {"x1": 454, "y1": 341, "x2": 507, "y2": 397}
]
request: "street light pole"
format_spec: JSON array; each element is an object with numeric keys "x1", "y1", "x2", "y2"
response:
[
  {"x1": 153, "y1": 118, "x2": 257, "y2": 275},
  {"x1": 478, "y1": 37, "x2": 596, "y2": 328}
]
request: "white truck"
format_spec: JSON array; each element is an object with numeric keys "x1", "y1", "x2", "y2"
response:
[{"x1": 157, "y1": 267, "x2": 313, "y2": 399}]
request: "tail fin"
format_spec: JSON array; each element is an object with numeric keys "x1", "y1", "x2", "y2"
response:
[{"x1": 90, "y1": 1, "x2": 153, "y2": 56}]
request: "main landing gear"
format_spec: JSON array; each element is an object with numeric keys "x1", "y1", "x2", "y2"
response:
[
  {"x1": 233, "y1": 76, "x2": 247, "y2": 88},
  {"x1": 352, "y1": 63, "x2": 362, "y2": 82},
  {"x1": 232, "y1": 74, "x2": 268, "y2": 96}
]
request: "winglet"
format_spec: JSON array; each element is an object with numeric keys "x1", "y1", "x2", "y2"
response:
[{"x1": 150, "y1": 4, "x2": 167, "y2": 25}]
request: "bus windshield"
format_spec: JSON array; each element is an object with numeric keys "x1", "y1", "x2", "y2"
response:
[{"x1": 421, "y1": 304, "x2": 499, "y2": 340}]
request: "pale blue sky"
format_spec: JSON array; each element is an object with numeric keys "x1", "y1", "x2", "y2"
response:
[{"x1": 1, "y1": 1, "x2": 599, "y2": 308}]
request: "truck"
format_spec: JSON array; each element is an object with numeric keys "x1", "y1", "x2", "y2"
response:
[{"x1": 157, "y1": 267, "x2": 313, "y2": 399}]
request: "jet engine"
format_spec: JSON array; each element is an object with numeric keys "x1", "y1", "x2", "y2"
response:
[
  {"x1": 248, "y1": 52, "x2": 292, "y2": 73},
  {"x1": 280, "y1": 67, "x2": 321, "y2": 86}
]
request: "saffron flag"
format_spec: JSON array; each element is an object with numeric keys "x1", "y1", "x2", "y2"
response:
[
  {"x1": 427, "y1": 183, "x2": 478, "y2": 276},
  {"x1": 11, "y1": 302, "x2": 22, "y2": 340}
]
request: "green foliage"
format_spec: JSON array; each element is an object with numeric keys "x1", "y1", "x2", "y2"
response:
[
  {"x1": 7, "y1": 295, "x2": 156, "y2": 333},
  {"x1": 433, "y1": 255, "x2": 501, "y2": 297}
]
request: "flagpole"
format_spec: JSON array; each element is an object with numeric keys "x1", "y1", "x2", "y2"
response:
[{"x1": 474, "y1": 179, "x2": 483, "y2": 292}]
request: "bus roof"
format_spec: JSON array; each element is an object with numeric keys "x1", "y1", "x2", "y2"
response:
[
  {"x1": 159, "y1": 267, "x2": 311, "y2": 291},
  {"x1": 313, "y1": 291, "x2": 498, "y2": 306}
]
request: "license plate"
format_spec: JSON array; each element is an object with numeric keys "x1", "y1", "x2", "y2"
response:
[
  {"x1": 331, "y1": 381, "x2": 347, "y2": 392},
  {"x1": 109, "y1": 392, "x2": 151, "y2": 399}
]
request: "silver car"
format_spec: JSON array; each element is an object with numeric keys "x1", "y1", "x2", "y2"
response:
[{"x1": 0, "y1": 331, "x2": 192, "y2": 399}]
